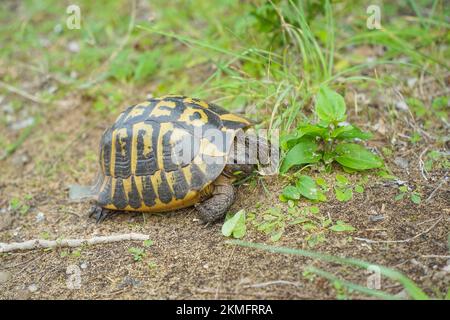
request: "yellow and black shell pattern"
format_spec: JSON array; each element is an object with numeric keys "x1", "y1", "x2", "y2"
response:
[{"x1": 95, "y1": 95, "x2": 252, "y2": 212}]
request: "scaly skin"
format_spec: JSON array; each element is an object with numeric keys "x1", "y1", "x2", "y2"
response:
[{"x1": 195, "y1": 175, "x2": 236, "y2": 223}]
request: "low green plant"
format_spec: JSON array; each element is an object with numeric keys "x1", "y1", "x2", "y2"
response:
[
  {"x1": 280, "y1": 86, "x2": 383, "y2": 173},
  {"x1": 280, "y1": 175, "x2": 327, "y2": 202},
  {"x1": 424, "y1": 150, "x2": 450, "y2": 171},
  {"x1": 251, "y1": 205, "x2": 355, "y2": 245},
  {"x1": 222, "y1": 209, "x2": 246, "y2": 239},
  {"x1": 9, "y1": 197, "x2": 31, "y2": 215},
  {"x1": 128, "y1": 247, "x2": 145, "y2": 262},
  {"x1": 395, "y1": 185, "x2": 421, "y2": 204}
]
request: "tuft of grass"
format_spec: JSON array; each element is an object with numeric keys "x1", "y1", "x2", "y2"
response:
[{"x1": 228, "y1": 240, "x2": 429, "y2": 300}]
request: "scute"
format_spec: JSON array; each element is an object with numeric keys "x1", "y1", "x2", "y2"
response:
[{"x1": 97, "y1": 96, "x2": 252, "y2": 212}]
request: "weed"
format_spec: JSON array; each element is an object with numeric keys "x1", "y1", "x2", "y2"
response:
[
  {"x1": 222, "y1": 209, "x2": 246, "y2": 239},
  {"x1": 128, "y1": 247, "x2": 145, "y2": 262},
  {"x1": 9, "y1": 197, "x2": 31, "y2": 215},
  {"x1": 280, "y1": 86, "x2": 382, "y2": 173},
  {"x1": 395, "y1": 185, "x2": 421, "y2": 205}
]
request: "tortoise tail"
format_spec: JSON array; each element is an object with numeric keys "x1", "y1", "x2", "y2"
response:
[{"x1": 68, "y1": 172, "x2": 103, "y2": 202}]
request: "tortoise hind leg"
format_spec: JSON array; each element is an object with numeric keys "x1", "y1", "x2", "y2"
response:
[
  {"x1": 195, "y1": 178, "x2": 235, "y2": 223},
  {"x1": 88, "y1": 205, "x2": 120, "y2": 223}
]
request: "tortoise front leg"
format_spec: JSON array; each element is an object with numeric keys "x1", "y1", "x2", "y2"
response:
[
  {"x1": 88, "y1": 205, "x2": 120, "y2": 223},
  {"x1": 195, "y1": 179, "x2": 235, "y2": 223}
]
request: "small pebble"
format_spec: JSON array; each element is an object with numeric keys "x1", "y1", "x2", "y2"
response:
[
  {"x1": 35, "y1": 212, "x2": 45, "y2": 223},
  {"x1": 53, "y1": 24, "x2": 63, "y2": 34},
  {"x1": 395, "y1": 101, "x2": 409, "y2": 111},
  {"x1": 369, "y1": 215, "x2": 385, "y2": 222},
  {"x1": 394, "y1": 157, "x2": 409, "y2": 169},
  {"x1": 67, "y1": 41, "x2": 80, "y2": 53},
  {"x1": 11, "y1": 117, "x2": 35, "y2": 131},
  {"x1": 119, "y1": 276, "x2": 141, "y2": 288},
  {"x1": 12, "y1": 153, "x2": 31, "y2": 167},
  {"x1": 39, "y1": 37, "x2": 50, "y2": 48},
  {"x1": 28, "y1": 284, "x2": 38, "y2": 293},
  {"x1": 0, "y1": 271, "x2": 12, "y2": 284},
  {"x1": 80, "y1": 262, "x2": 88, "y2": 270},
  {"x1": 407, "y1": 78, "x2": 417, "y2": 88}
]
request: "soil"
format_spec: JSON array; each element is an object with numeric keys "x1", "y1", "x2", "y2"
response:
[{"x1": 0, "y1": 76, "x2": 449, "y2": 300}]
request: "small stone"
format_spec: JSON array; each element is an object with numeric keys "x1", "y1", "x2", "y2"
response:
[
  {"x1": 119, "y1": 276, "x2": 141, "y2": 288},
  {"x1": 12, "y1": 152, "x2": 31, "y2": 167},
  {"x1": 67, "y1": 41, "x2": 80, "y2": 53},
  {"x1": 407, "y1": 78, "x2": 417, "y2": 88},
  {"x1": 203, "y1": 264, "x2": 209, "y2": 269},
  {"x1": 47, "y1": 85, "x2": 58, "y2": 94},
  {"x1": 80, "y1": 262, "x2": 88, "y2": 270},
  {"x1": 39, "y1": 37, "x2": 50, "y2": 48},
  {"x1": 394, "y1": 289, "x2": 409, "y2": 300},
  {"x1": 28, "y1": 284, "x2": 38, "y2": 293},
  {"x1": 369, "y1": 215, "x2": 385, "y2": 222},
  {"x1": 1, "y1": 103, "x2": 14, "y2": 114},
  {"x1": 394, "y1": 157, "x2": 409, "y2": 169},
  {"x1": 10, "y1": 117, "x2": 35, "y2": 131},
  {"x1": 395, "y1": 101, "x2": 409, "y2": 111},
  {"x1": 0, "y1": 271, "x2": 12, "y2": 283},
  {"x1": 53, "y1": 24, "x2": 63, "y2": 34},
  {"x1": 35, "y1": 212, "x2": 45, "y2": 223}
]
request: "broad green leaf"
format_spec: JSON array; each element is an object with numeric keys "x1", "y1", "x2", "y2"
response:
[
  {"x1": 222, "y1": 209, "x2": 246, "y2": 239},
  {"x1": 331, "y1": 125, "x2": 353, "y2": 138},
  {"x1": 335, "y1": 187, "x2": 353, "y2": 202},
  {"x1": 310, "y1": 206, "x2": 320, "y2": 214},
  {"x1": 315, "y1": 86, "x2": 346, "y2": 124},
  {"x1": 280, "y1": 138, "x2": 321, "y2": 173},
  {"x1": 302, "y1": 223, "x2": 317, "y2": 231},
  {"x1": 297, "y1": 124, "x2": 328, "y2": 139},
  {"x1": 316, "y1": 177, "x2": 329, "y2": 190},
  {"x1": 323, "y1": 151, "x2": 335, "y2": 164},
  {"x1": 335, "y1": 143, "x2": 383, "y2": 170},
  {"x1": 332, "y1": 125, "x2": 373, "y2": 140},
  {"x1": 143, "y1": 239, "x2": 154, "y2": 247},
  {"x1": 411, "y1": 193, "x2": 421, "y2": 204},
  {"x1": 296, "y1": 175, "x2": 319, "y2": 200},
  {"x1": 395, "y1": 193, "x2": 405, "y2": 201},
  {"x1": 280, "y1": 133, "x2": 299, "y2": 151},
  {"x1": 290, "y1": 217, "x2": 310, "y2": 225},
  {"x1": 355, "y1": 185, "x2": 364, "y2": 193},
  {"x1": 335, "y1": 174, "x2": 349, "y2": 185},
  {"x1": 281, "y1": 186, "x2": 301, "y2": 200},
  {"x1": 280, "y1": 124, "x2": 326, "y2": 151},
  {"x1": 330, "y1": 220, "x2": 356, "y2": 232},
  {"x1": 270, "y1": 229, "x2": 284, "y2": 242}
]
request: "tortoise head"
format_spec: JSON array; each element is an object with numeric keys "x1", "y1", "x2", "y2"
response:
[{"x1": 227, "y1": 130, "x2": 279, "y2": 176}]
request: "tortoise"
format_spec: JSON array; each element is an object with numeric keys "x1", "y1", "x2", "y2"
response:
[{"x1": 69, "y1": 95, "x2": 275, "y2": 222}]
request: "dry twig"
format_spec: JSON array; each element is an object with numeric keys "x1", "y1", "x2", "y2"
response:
[
  {"x1": 355, "y1": 217, "x2": 443, "y2": 244},
  {"x1": 0, "y1": 233, "x2": 150, "y2": 253}
]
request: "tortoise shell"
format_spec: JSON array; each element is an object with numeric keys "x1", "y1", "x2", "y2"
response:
[{"x1": 94, "y1": 95, "x2": 252, "y2": 212}]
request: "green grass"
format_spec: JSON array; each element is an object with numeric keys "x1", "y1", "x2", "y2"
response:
[{"x1": 229, "y1": 240, "x2": 430, "y2": 300}]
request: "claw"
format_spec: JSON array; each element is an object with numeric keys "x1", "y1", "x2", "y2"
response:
[{"x1": 88, "y1": 205, "x2": 118, "y2": 223}]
